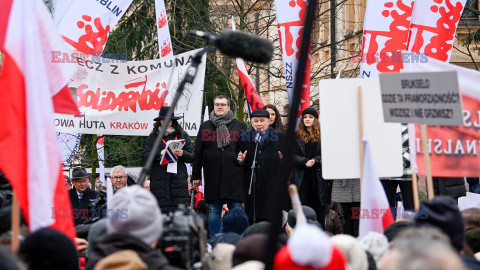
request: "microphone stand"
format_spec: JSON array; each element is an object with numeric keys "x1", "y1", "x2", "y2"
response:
[
  {"x1": 248, "y1": 136, "x2": 260, "y2": 224},
  {"x1": 138, "y1": 46, "x2": 207, "y2": 187}
]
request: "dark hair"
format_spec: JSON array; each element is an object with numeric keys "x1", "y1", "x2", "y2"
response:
[
  {"x1": 152, "y1": 118, "x2": 183, "y2": 137},
  {"x1": 263, "y1": 104, "x2": 285, "y2": 132},
  {"x1": 214, "y1": 95, "x2": 231, "y2": 106},
  {"x1": 297, "y1": 116, "x2": 320, "y2": 144}
]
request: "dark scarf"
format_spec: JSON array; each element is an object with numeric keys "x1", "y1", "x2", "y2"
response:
[{"x1": 210, "y1": 110, "x2": 234, "y2": 149}]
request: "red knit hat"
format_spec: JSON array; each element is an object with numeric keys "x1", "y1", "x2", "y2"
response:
[{"x1": 274, "y1": 224, "x2": 347, "y2": 270}]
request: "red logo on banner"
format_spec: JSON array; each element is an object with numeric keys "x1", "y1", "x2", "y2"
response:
[
  {"x1": 63, "y1": 15, "x2": 110, "y2": 54},
  {"x1": 409, "y1": 0, "x2": 464, "y2": 61},
  {"x1": 277, "y1": 0, "x2": 307, "y2": 59},
  {"x1": 161, "y1": 40, "x2": 172, "y2": 57},
  {"x1": 76, "y1": 75, "x2": 169, "y2": 112},
  {"x1": 158, "y1": 12, "x2": 167, "y2": 29},
  {"x1": 361, "y1": 0, "x2": 414, "y2": 73},
  {"x1": 97, "y1": 137, "x2": 104, "y2": 145}
]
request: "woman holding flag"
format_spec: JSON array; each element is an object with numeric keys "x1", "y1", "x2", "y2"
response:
[
  {"x1": 143, "y1": 106, "x2": 194, "y2": 213},
  {"x1": 292, "y1": 107, "x2": 332, "y2": 229}
]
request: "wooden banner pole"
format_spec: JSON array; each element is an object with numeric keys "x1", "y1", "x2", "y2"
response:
[
  {"x1": 358, "y1": 86, "x2": 364, "y2": 189},
  {"x1": 412, "y1": 173, "x2": 420, "y2": 210},
  {"x1": 11, "y1": 193, "x2": 20, "y2": 254},
  {"x1": 420, "y1": 124, "x2": 435, "y2": 199}
]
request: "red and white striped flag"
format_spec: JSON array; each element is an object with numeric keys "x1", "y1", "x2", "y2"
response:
[
  {"x1": 359, "y1": 139, "x2": 394, "y2": 238},
  {"x1": 0, "y1": 0, "x2": 79, "y2": 240}
]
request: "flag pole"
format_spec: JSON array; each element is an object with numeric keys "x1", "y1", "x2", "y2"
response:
[
  {"x1": 412, "y1": 173, "x2": 420, "y2": 210},
  {"x1": 11, "y1": 193, "x2": 20, "y2": 253},
  {"x1": 358, "y1": 86, "x2": 364, "y2": 189},
  {"x1": 420, "y1": 124, "x2": 434, "y2": 199}
]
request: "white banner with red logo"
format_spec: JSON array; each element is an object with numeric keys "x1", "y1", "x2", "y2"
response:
[
  {"x1": 54, "y1": 0, "x2": 133, "y2": 55},
  {"x1": 408, "y1": 0, "x2": 467, "y2": 62},
  {"x1": 404, "y1": 55, "x2": 480, "y2": 177},
  {"x1": 96, "y1": 136, "x2": 105, "y2": 184},
  {"x1": 155, "y1": 0, "x2": 174, "y2": 58},
  {"x1": 54, "y1": 49, "x2": 206, "y2": 136},
  {"x1": 274, "y1": 0, "x2": 310, "y2": 118},
  {"x1": 360, "y1": 0, "x2": 415, "y2": 78}
]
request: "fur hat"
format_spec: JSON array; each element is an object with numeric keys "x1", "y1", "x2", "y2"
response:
[
  {"x1": 106, "y1": 185, "x2": 163, "y2": 245},
  {"x1": 359, "y1": 232, "x2": 389, "y2": 265},
  {"x1": 274, "y1": 224, "x2": 347, "y2": 270}
]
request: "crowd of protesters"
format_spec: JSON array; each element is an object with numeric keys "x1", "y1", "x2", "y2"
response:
[{"x1": 0, "y1": 97, "x2": 479, "y2": 269}]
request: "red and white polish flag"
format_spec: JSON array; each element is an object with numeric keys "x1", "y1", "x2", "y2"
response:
[
  {"x1": 0, "y1": 0, "x2": 80, "y2": 240},
  {"x1": 359, "y1": 139, "x2": 394, "y2": 238},
  {"x1": 232, "y1": 18, "x2": 264, "y2": 112}
]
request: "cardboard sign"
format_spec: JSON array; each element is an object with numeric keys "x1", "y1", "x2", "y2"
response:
[
  {"x1": 379, "y1": 72, "x2": 463, "y2": 125},
  {"x1": 320, "y1": 78, "x2": 403, "y2": 179}
]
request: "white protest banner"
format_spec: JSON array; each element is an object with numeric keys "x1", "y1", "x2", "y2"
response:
[
  {"x1": 155, "y1": 0, "x2": 174, "y2": 58},
  {"x1": 408, "y1": 0, "x2": 467, "y2": 62},
  {"x1": 360, "y1": 0, "x2": 415, "y2": 78},
  {"x1": 54, "y1": 49, "x2": 206, "y2": 136},
  {"x1": 320, "y1": 78, "x2": 403, "y2": 179},
  {"x1": 379, "y1": 71, "x2": 463, "y2": 125},
  {"x1": 54, "y1": 0, "x2": 133, "y2": 55},
  {"x1": 274, "y1": 0, "x2": 310, "y2": 119},
  {"x1": 404, "y1": 54, "x2": 480, "y2": 177}
]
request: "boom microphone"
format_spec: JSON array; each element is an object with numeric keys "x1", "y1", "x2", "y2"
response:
[{"x1": 187, "y1": 29, "x2": 274, "y2": 64}]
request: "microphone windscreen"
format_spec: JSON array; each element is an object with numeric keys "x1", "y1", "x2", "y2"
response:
[{"x1": 216, "y1": 29, "x2": 274, "y2": 64}]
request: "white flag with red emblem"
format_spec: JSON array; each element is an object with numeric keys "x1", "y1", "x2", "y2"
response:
[
  {"x1": 274, "y1": 0, "x2": 311, "y2": 119},
  {"x1": 359, "y1": 139, "x2": 394, "y2": 238},
  {"x1": 0, "y1": 0, "x2": 81, "y2": 240},
  {"x1": 155, "y1": 0, "x2": 174, "y2": 59},
  {"x1": 408, "y1": 0, "x2": 467, "y2": 62},
  {"x1": 54, "y1": 0, "x2": 133, "y2": 55},
  {"x1": 360, "y1": 0, "x2": 415, "y2": 78}
]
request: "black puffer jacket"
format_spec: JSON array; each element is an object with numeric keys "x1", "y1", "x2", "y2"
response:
[
  {"x1": 86, "y1": 233, "x2": 182, "y2": 270},
  {"x1": 433, "y1": 177, "x2": 466, "y2": 200},
  {"x1": 143, "y1": 129, "x2": 194, "y2": 213}
]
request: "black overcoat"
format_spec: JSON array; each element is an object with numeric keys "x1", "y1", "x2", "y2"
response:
[
  {"x1": 292, "y1": 138, "x2": 332, "y2": 206},
  {"x1": 69, "y1": 188, "x2": 98, "y2": 226},
  {"x1": 143, "y1": 130, "x2": 194, "y2": 213},
  {"x1": 235, "y1": 126, "x2": 286, "y2": 221},
  {"x1": 192, "y1": 119, "x2": 247, "y2": 203}
]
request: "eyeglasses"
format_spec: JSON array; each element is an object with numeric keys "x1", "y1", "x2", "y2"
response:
[
  {"x1": 112, "y1": 175, "x2": 127, "y2": 180},
  {"x1": 214, "y1": 103, "x2": 228, "y2": 107}
]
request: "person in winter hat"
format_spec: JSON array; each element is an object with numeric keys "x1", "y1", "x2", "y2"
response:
[
  {"x1": 87, "y1": 185, "x2": 181, "y2": 270},
  {"x1": 415, "y1": 196, "x2": 465, "y2": 252},
  {"x1": 208, "y1": 207, "x2": 249, "y2": 248},
  {"x1": 274, "y1": 223, "x2": 347, "y2": 270},
  {"x1": 18, "y1": 228, "x2": 79, "y2": 270}
]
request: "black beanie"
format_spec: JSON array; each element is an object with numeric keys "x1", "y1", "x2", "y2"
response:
[
  {"x1": 301, "y1": 107, "x2": 318, "y2": 118},
  {"x1": 415, "y1": 196, "x2": 465, "y2": 252},
  {"x1": 465, "y1": 228, "x2": 480, "y2": 253},
  {"x1": 384, "y1": 221, "x2": 414, "y2": 242},
  {"x1": 18, "y1": 228, "x2": 79, "y2": 270}
]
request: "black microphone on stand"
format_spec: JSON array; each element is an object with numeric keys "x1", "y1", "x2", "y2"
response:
[
  {"x1": 187, "y1": 29, "x2": 274, "y2": 64},
  {"x1": 249, "y1": 130, "x2": 262, "y2": 224}
]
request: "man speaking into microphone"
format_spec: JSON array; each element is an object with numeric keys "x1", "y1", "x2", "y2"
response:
[{"x1": 236, "y1": 109, "x2": 286, "y2": 224}]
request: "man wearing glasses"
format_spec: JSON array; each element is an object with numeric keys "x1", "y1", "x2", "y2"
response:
[
  {"x1": 192, "y1": 95, "x2": 247, "y2": 237},
  {"x1": 111, "y1": 165, "x2": 129, "y2": 192}
]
